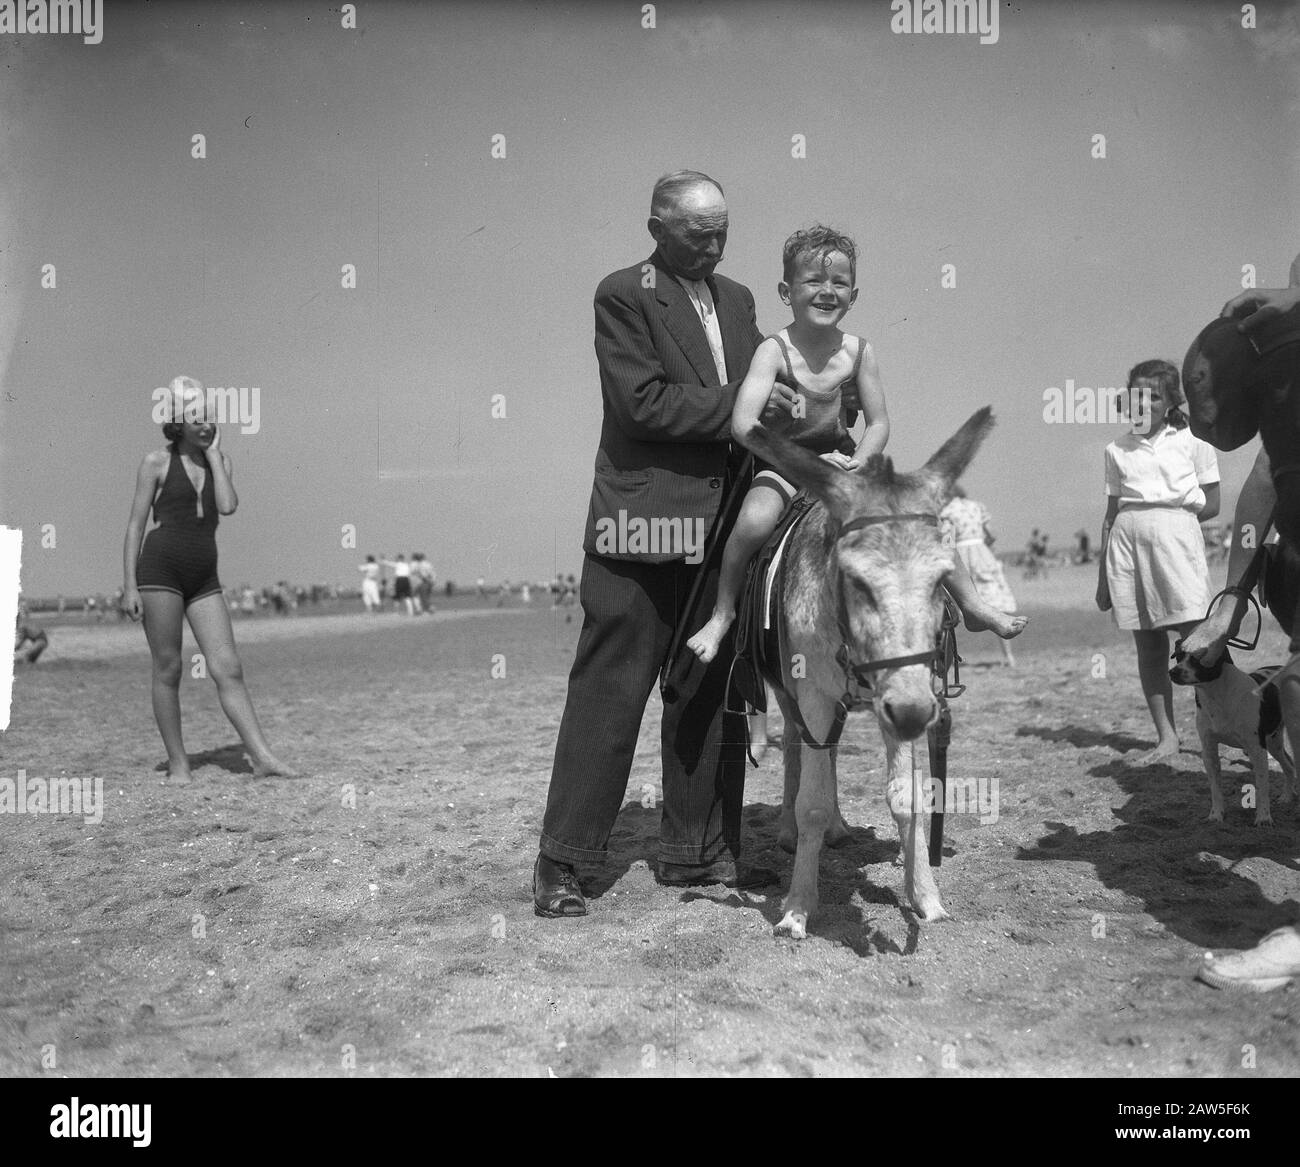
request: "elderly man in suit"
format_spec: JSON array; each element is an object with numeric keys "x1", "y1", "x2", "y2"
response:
[{"x1": 534, "y1": 170, "x2": 783, "y2": 916}]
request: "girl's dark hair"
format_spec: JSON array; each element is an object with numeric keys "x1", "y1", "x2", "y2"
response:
[
  {"x1": 162, "y1": 422, "x2": 184, "y2": 447},
  {"x1": 1126, "y1": 358, "x2": 1187, "y2": 429}
]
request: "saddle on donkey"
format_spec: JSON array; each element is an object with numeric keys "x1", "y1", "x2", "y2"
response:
[{"x1": 727, "y1": 493, "x2": 817, "y2": 719}]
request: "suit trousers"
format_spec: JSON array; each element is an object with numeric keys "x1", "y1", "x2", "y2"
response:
[{"x1": 540, "y1": 552, "x2": 747, "y2": 866}]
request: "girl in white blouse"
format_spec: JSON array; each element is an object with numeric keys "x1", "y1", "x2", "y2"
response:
[{"x1": 1097, "y1": 359, "x2": 1220, "y2": 763}]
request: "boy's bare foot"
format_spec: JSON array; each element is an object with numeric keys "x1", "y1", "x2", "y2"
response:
[
  {"x1": 963, "y1": 608, "x2": 1028, "y2": 639},
  {"x1": 163, "y1": 766, "x2": 193, "y2": 785},
  {"x1": 686, "y1": 611, "x2": 735, "y2": 664},
  {"x1": 250, "y1": 753, "x2": 299, "y2": 778}
]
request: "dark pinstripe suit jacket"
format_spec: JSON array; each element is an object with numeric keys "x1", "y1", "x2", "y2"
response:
[{"x1": 582, "y1": 252, "x2": 764, "y2": 562}]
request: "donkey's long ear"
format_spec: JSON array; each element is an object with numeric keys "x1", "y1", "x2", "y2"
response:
[
  {"x1": 743, "y1": 424, "x2": 859, "y2": 518},
  {"x1": 921, "y1": 407, "x2": 995, "y2": 494}
]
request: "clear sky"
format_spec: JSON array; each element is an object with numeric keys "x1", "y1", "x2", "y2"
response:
[{"x1": 1, "y1": 0, "x2": 1297, "y2": 597}]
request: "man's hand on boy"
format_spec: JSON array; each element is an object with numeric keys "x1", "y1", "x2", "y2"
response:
[{"x1": 761, "y1": 381, "x2": 800, "y2": 420}]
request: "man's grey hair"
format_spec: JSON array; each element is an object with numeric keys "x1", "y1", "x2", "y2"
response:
[{"x1": 650, "y1": 170, "x2": 725, "y2": 221}]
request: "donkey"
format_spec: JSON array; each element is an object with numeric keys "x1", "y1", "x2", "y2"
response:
[{"x1": 743, "y1": 407, "x2": 995, "y2": 937}]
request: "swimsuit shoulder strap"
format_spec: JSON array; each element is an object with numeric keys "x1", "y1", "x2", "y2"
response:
[
  {"x1": 847, "y1": 336, "x2": 866, "y2": 382},
  {"x1": 771, "y1": 333, "x2": 800, "y2": 387},
  {"x1": 156, "y1": 447, "x2": 179, "y2": 500}
]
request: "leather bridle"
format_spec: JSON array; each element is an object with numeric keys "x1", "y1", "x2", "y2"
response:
[{"x1": 781, "y1": 510, "x2": 960, "y2": 751}]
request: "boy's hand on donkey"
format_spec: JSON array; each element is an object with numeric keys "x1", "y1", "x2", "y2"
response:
[{"x1": 819, "y1": 451, "x2": 860, "y2": 471}]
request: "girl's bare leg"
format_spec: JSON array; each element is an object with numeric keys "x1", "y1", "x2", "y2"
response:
[
  {"x1": 186, "y1": 593, "x2": 297, "y2": 777},
  {"x1": 1132, "y1": 627, "x2": 1181, "y2": 762},
  {"x1": 141, "y1": 590, "x2": 192, "y2": 782},
  {"x1": 687, "y1": 486, "x2": 787, "y2": 664},
  {"x1": 999, "y1": 635, "x2": 1017, "y2": 667},
  {"x1": 944, "y1": 560, "x2": 1027, "y2": 639}
]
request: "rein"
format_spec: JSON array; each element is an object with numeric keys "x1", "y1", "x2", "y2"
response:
[{"x1": 780, "y1": 510, "x2": 963, "y2": 752}]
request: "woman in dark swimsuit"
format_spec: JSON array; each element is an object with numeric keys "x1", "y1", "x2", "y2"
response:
[{"x1": 123, "y1": 376, "x2": 292, "y2": 783}]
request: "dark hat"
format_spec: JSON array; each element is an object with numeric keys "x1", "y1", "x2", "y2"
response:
[{"x1": 1182, "y1": 304, "x2": 1300, "y2": 451}]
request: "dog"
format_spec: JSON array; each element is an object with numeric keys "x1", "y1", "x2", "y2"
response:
[{"x1": 1169, "y1": 645, "x2": 1295, "y2": 826}]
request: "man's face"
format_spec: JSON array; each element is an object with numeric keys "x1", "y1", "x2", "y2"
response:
[{"x1": 648, "y1": 185, "x2": 728, "y2": 281}]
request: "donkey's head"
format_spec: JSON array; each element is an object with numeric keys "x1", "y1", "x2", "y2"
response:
[{"x1": 747, "y1": 407, "x2": 994, "y2": 740}]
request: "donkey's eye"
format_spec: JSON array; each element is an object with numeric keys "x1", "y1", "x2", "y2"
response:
[{"x1": 851, "y1": 577, "x2": 876, "y2": 605}]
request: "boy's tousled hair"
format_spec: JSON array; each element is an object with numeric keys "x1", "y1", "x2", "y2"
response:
[
  {"x1": 1126, "y1": 358, "x2": 1187, "y2": 429},
  {"x1": 783, "y1": 224, "x2": 858, "y2": 285}
]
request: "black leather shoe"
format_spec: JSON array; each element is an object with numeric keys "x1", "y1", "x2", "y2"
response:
[
  {"x1": 657, "y1": 858, "x2": 778, "y2": 889},
  {"x1": 533, "y1": 854, "x2": 587, "y2": 917}
]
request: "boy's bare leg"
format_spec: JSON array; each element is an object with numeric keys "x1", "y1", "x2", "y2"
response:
[
  {"x1": 943, "y1": 561, "x2": 1027, "y2": 639},
  {"x1": 688, "y1": 486, "x2": 786, "y2": 664}
]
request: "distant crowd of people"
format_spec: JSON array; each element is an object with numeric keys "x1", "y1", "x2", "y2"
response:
[{"x1": 358, "y1": 553, "x2": 437, "y2": 615}]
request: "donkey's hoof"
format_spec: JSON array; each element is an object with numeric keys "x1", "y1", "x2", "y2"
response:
[
  {"x1": 912, "y1": 901, "x2": 950, "y2": 924},
  {"x1": 774, "y1": 911, "x2": 808, "y2": 939},
  {"x1": 777, "y1": 826, "x2": 797, "y2": 854},
  {"x1": 825, "y1": 818, "x2": 853, "y2": 848}
]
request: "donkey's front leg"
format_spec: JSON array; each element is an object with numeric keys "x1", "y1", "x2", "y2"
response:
[
  {"x1": 775, "y1": 741, "x2": 835, "y2": 939},
  {"x1": 885, "y1": 735, "x2": 948, "y2": 922},
  {"x1": 775, "y1": 690, "x2": 851, "y2": 853},
  {"x1": 777, "y1": 699, "x2": 802, "y2": 853}
]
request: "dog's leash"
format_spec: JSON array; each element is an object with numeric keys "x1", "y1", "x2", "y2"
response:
[
  {"x1": 1197, "y1": 508, "x2": 1275, "y2": 653},
  {"x1": 1189, "y1": 509, "x2": 1300, "y2": 696}
]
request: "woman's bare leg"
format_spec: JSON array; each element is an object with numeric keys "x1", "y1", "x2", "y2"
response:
[
  {"x1": 141, "y1": 590, "x2": 191, "y2": 782},
  {"x1": 186, "y1": 593, "x2": 296, "y2": 776}
]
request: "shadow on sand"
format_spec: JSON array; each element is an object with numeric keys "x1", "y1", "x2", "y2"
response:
[
  {"x1": 151, "y1": 743, "x2": 256, "y2": 776},
  {"x1": 1015, "y1": 723, "x2": 1299, "y2": 950},
  {"x1": 584, "y1": 800, "x2": 945, "y2": 956}
]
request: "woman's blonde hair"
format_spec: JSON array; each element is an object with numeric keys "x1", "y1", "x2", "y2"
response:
[{"x1": 161, "y1": 375, "x2": 205, "y2": 445}]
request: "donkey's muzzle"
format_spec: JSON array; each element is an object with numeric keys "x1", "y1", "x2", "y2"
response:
[{"x1": 878, "y1": 693, "x2": 938, "y2": 741}]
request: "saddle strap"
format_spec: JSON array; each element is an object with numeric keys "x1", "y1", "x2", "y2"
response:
[{"x1": 784, "y1": 694, "x2": 853, "y2": 751}]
